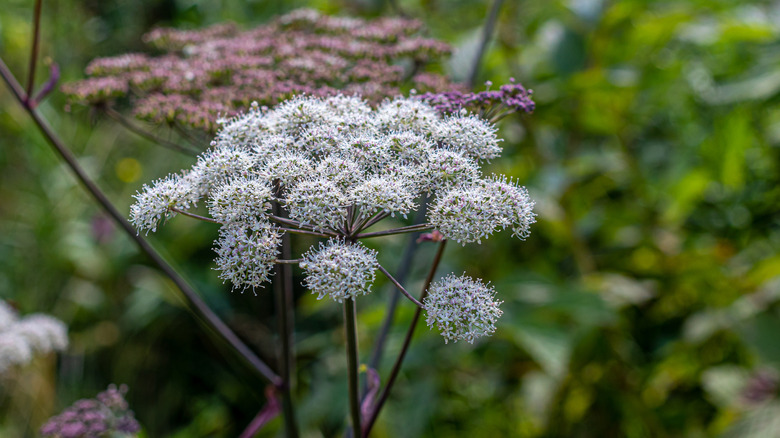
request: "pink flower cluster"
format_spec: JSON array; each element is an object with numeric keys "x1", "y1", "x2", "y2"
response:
[{"x1": 63, "y1": 9, "x2": 457, "y2": 133}]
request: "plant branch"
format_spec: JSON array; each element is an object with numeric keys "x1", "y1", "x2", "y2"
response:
[
  {"x1": 366, "y1": 197, "x2": 428, "y2": 381},
  {"x1": 362, "y1": 240, "x2": 447, "y2": 437},
  {"x1": 169, "y1": 207, "x2": 221, "y2": 224},
  {"x1": 26, "y1": 0, "x2": 43, "y2": 102},
  {"x1": 467, "y1": 0, "x2": 505, "y2": 88},
  {"x1": 103, "y1": 106, "x2": 199, "y2": 155},
  {"x1": 266, "y1": 214, "x2": 338, "y2": 237},
  {"x1": 360, "y1": 211, "x2": 390, "y2": 232},
  {"x1": 344, "y1": 298, "x2": 362, "y2": 438},
  {"x1": 356, "y1": 223, "x2": 433, "y2": 239},
  {"x1": 273, "y1": 191, "x2": 299, "y2": 438},
  {"x1": 0, "y1": 56, "x2": 282, "y2": 387},
  {"x1": 376, "y1": 265, "x2": 423, "y2": 308},
  {"x1": 278, "y1": 227, "x2": 332, "y2": 238},
  {"x1": 275, "y1": 259, "x2": 302, "y2": 264}
]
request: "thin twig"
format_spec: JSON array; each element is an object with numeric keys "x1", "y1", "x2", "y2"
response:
[
  {"x1": 169, "y1": 207, "x2": 221, "y2": 224},
  {"x1": 267, "y1": 214, "x2": 340, "y2": 237},
  {"x1": 278, "y1": 227, "x2": 332, "y2": 238},
  {"x1": 362, "y1": 240, "x2": 447, "y2": 437},
  {"x1": 275, "y1": 259, "x2": 302, "y2": 264},
  {"x1": 103, "y1": 106, "x2": 198, "y2": 155},
  {"x1": 173, "y1": 121, "x2": 208, "y2": 149},
  {"x1": 0, "y1": 56, "x2": 282, "y2": 387},
  {"x1": 360, "y1": 211, "x2": 390, "y2": 232},
  {"x1": 25, "y1": 0, "x2": 42, "y2": 102},
  {"x1": 376, "y1": 265, "x2": 423, "y2": 308},
  {"x1": 356, "y1": 223, "x2": 433, "y2": 239},
  {"x1": 467, "y1": 0, "x2": 505, "y2": 88},
  {"x1": 365, "y1": 197, "x2": 428, "y2": 384}
]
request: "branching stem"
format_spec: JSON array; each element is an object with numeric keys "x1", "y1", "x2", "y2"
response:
[
  {"x1": 103, "y1": 106, "x2": 198, "y2": 155},
  {"x1": 169, "y1": 207, "x2": 221, "y2": 224},
  {"x1": 344, "y1": 298, "x2": 362, "y2": 438},
  {"x1": 376, "y1": 265, "x2": 423, "y2": 308},
  {"x1": 362, "y1": 240, "x2": 447, "y2": 437},
  {"x1": 0, "y1": 56, "x2": 282, "y2": 386},
  {"x1": 356, "y1": 223, "x2": 433, "y2": 239}
]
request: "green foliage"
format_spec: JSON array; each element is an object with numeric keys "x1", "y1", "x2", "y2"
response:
[{"x1": 2, "y1": 0, "x2": 780, "y2": 437}]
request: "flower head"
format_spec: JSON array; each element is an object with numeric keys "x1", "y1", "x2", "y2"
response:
[
  {"x1": 129, "y1": 93, "x2": 534, "y2": 325},
  {"x1": 0, "y1": 301, "x2": 68, "y2": 374},
  {"x1": 424, "y1": 274, "x2": 503, "y2": 343},
  {"x1": 40, "y1": 384, "x2": 141, "y2": 438},
  {"x1": 300, "y1": 239, "x2": 378, "y2": 302},
  {"x1": 214, "y1": 220, "x2": 281, "y2": 292}
]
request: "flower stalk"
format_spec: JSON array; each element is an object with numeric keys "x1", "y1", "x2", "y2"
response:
[{"x1": 344, "y1": 297, "x2": 362, "y2": 438}]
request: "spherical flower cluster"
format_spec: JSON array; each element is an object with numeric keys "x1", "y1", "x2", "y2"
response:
[
  {"x1": 300, "y1": 239, "x2": 378, "y2": 302},
  {"x1": 423, "y1": 274, "x2": 503, "y2": 344},
  {"x1": 214, "y1": 220, "x2": 282, "y2": 291},
  {"x1": 129, "y1": 94, "x2": 535, "y2": 341},
  {"x1": 0, "y1": 300, "x2": 68, "y2": 374},
  {"x1": 40, "y1": 384, "x2": 141, "y2": 438}
]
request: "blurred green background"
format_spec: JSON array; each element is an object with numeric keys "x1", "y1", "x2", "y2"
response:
[{"x1": 2, "y1": 0, "x2": 780, "y2": 436}]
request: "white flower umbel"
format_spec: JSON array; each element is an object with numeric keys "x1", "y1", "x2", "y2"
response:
[
  {"x1": 423, "y1": 274, "x2": 503, "y2": 344},
  {"x1": 435, "y1": 113, "x2": 502, "y2": 160},
  {"x1": 208, "y1": 177, "x2": 273, "y2": 224},
  {"x1": 129, "y1": 93, "x2": 535, "y2": 328},
  {"x1": 214, "y1": 220, "x2": 282, "y2": 291},
  {"x1": 300, "y1": 239, "x2": 378, "y2": 302},
  {"x1": 0, "y1": 301, "x2": 68, "y2": 374}
]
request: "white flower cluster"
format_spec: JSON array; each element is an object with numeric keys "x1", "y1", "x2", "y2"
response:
[
  {"x1": 300, "y1": 239, "x2": 378, "y2": 302},
  {"x1": 130, "y1": 94, "x2": 535, "y2": 338},
  {"x1": 423, "y1": 274, "x2": 503, "y2": 344},
  {"x1": 0, "y1": 300, "x2": 68, "y2": 374}
]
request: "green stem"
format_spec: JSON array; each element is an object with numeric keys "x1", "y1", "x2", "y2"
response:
[
  {"x1": 25, "y1": 0, "x2": 42, "y2": 101},
  {"x1": 344, "y1": 298, "x2": 361, "y2": 437}
]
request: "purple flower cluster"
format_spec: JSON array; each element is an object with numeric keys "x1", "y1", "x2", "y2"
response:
[
  {"x1": 40, "y1": 384, "x2": 141, "y2": 438},
  {"x1": 417, "y1": 78, "x2": 535, "y2": 122},
  {"x1": 62, "y1": 9, "x2": 456, "y2": 133},
  {"x1": 742, "y1": 369, "x2": 779, "y2": 404}
]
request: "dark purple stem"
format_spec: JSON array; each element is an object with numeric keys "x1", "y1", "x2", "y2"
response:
[
  {"x1": 467, "y1": 0, "x2": 505, "y2": 88},
  {"x1": 361, "y1": 240, "x2": 447, "y2": 437},
  {"x1": 0, "y1": 56, "x2": 282, "y2": 387}
]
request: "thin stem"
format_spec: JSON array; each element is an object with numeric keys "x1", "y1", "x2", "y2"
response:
[
  {"x1": 344, "y1": 298, "x2": 362, "y2": 438},
  {"x1": 169, "y1": 207, "x2": 221, "y2": 224},
  {"x1": 366, "y1": 196, "x2": 428, "y2": 382},
  {"x1": 360, "y1": 211, "x2": 390, "y2": 232},
  {"x1": 275, "y1": 259, "x2": 302, "y2": 264},
  {"x1": 356, "y1": 224, "x2": 433, "y2": 239},
  {"x1": 376, "y1": 265, "x2": 423, "y2": 308},
  {"x1": 173, "y1": 120, "x2": 208, "y2": 148},
  {"x1": 103, "y1": 106, "x2": 198, "y2": 155},
  {"x1": 266, "y1": 213, "x2": 339, "y2": 236},
  {"x1": 26, "y1": 0, "x2": 42, "y2": 101},
  {"x1": 273, "y1": 195, "x2": 299, "y2": 438},
  {"x1": 467, "y1": 0, "x2": 505, "y2": 88},
  {"x1": 349, "y1": 210, "x2": 382, "y2": 236},
  {"x1": 278, "y1": 227, "x2": 332, "y2": 238},
  {"x1": 362, "y1": 240, "x2": 447, "y2": 437},
  {"x1": 0, "y1": 56, "x2": 282, "y2": 387}
]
